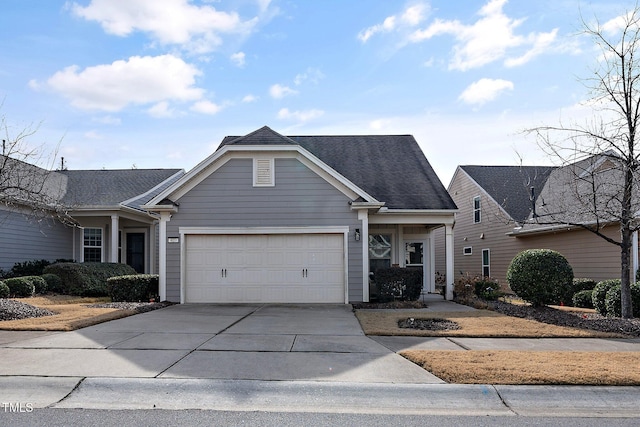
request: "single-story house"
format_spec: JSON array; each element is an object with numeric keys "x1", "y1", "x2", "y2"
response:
[
  {"x1": 434, "y1": 156, "x2": 639, "y2": 287},
  {"x1": 2, "y1": 126, "x2": 458, "y2": 303}
]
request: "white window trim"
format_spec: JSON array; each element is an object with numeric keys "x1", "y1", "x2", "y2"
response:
[
  {"x1": 253, "y1": 157, "x2": 275, "y2": 187},
  {"x1": 463, "y1": 246, "x2": 472, "y2": 256},
  {"x1": 473, "y1": 195, "x2": 481, "y2": 224},
  {"x1": 83, "y1": 227, "x2": 104, "y2": 263},
  {"x1": 482, "y1": 248, "x2": 490, "y2": 277}
]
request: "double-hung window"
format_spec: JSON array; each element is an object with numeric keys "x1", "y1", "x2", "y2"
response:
[
  {"x1": 473, "y1": 196, "x2": 481, "y2": 223},
  {"x1": 84, "y1": 228, "x2": 103, "y2": 262}
]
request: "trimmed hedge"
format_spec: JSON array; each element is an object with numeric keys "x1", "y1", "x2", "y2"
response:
[
  {"x1": 41, "y1": 273, "x2": 64, "y2": 294},
  {"x1": 558, "y1": 278, "x2": 598, "y2": 306},
  {"x1": 572, "y1": 289, "x2": 594, "y2": 309},
  {"x1": 604, "y1": 283, "x2": 640, "y2": 318},
  {"x1": 373, "y1": 267, "x2": 423, "y2": 302},
  {"x1": 592, "y1": 279, "x2": 620, "y2": 315},
  {"x1": 5, "y1": 259, "x2": 75, "y2": 278},
  {"x1": 3, "y1": 277, "x2": 37, "y2": 297},
  {"x1": 0, "y1": 281, "x2": 9, "y2": 298},
  {"x1": 107, "y1": 274, "x2": 159, "y2": 302},
  {"x1": 43, "y1": 262, "x2": 137, "y2": 296},
  {"x1": 506, "y1": 249, "x2": 574, "y2": 307}
]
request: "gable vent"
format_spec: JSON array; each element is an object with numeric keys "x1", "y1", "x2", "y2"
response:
[{"x1": 254, "y1": 158, "x2": 274, "y2": 187}]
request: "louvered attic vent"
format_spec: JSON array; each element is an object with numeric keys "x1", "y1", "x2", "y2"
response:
[{"x1": 253, "y1": 158, "x2": 274, "y2": 187}]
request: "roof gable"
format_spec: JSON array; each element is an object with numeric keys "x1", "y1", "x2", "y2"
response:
[
  {"x1": 460, "y1": 165, "x2": 555, "y2": 222},
  {"x1": 218, "y1": 127, "x2": 456, "y2": 210}
]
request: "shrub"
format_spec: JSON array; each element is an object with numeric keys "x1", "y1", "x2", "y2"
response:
[
  {"x1": 572, "y1": 289, "x2": 594, "y2": 309},
  {"x1": 373, "y1": 267, "x2": 423, "y2": 302},
  {"x1": 474, "y1": 278, "x2": 503, "y2": 301},
  {"x1": 8, "y1": 259, "x2": 52, "y2": 278},
  {"x1": 556, "y1": 278, "x2": 598, "y2": 306},
  {"x1": 0, "y1": 281, "x2": 9, "y2": 298},
  {"x1": 592, "y1": 279, "x2": 620, "y2": 315},
  {"x1": 604, "y1": 283, "x2": 640, "y2": 318},
  {"x1": 107, "y1": 274, "x2": 159, "y2": 302},
  {"x1": 506, "y1": 249, "x2": 574, "y2": 307},
  {"x1": 41, "y1": 273, "x2": 64, "y2": 294},
  {"x1": 3, "y1": 277, "x2": 36, "y2": 297},
  {"x1": 453, "y1": 273, "x2": 502, "y2": 305},
  {"x1": 43, "y1": 262, "x2": 136, "y2": 296}
]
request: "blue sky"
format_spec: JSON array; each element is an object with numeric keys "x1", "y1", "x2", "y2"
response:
[{"x1": 0, "y1": 0, "x2": 633, "y2": 184}]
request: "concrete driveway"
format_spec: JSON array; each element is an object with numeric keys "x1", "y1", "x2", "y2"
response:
[{"x1": 0, "y1": 304, "x2": 442, "y2": 384}]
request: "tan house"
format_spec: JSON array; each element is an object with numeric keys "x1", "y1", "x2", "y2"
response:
[{"x1": 434, "y1": 162, "x2": 637, "y2": 290}]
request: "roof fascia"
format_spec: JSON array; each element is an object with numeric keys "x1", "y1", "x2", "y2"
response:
[
  {"x1": 369, "y1": 208, "x2": 457, "y2": 225},
  {"x1": 120, "y1": 170, "x2": 185, "y2": 208}
]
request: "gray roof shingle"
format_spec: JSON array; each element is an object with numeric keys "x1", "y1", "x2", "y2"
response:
[
  {"x1": 61, "y1": 168, "x2": 184, "y2": 209},
  {"x1": 460, "y1": 165, "x2": 556, "y2": 222},
  {"x1": 221, "y1": 126, "x2": 456, "y2": 210}
]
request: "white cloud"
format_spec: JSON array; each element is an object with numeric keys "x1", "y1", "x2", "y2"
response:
[
  {"x1": 459, "y1": 78, "x2": 514, "y2": 105},
  {"x1": 43, "y1": 55, "x2": 204, "y2": 112},
  {"x1": 242, "y1": 94, "x2": 258, "y2": 103},
  {"x1": 358, "y1": 2, "x2": 428, "y2": 42},
  {"x1": 230, "y1": 52, "x2": 246, "y2": 67},
  {"x1": 294, "y1": 68, "x2": 325, "y2": 86},
  {"x1": 190, "y1": 100, "x2": 223, "y2": 115},
  {"x1": 269, "y1": 84, "x2": 298, "y2": 99},
  {"x1": 92, "y1": 115, "x2": 121, "y2": 125},
  {"x1": 148, "y1": 101, "x2": 177, "y2": 118},
  {"x1": 277, "y1": 108, "x2": 324, "y2": 122},
  {"x1": 408, "y1": 0, "x2": 559, "y2": 70},
  {"x1": 71, "y1": 0, "x2": 258, "y2": 53}
]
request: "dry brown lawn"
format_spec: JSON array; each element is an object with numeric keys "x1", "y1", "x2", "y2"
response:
[
  {"x1": 0, "y1": 295, "x2": 136, "y2": 331},
  {"x1": 354, "y1": 309, "x2": 624, "y2": 338},
  {"x1": 402, "y1": 350, "x2": 640, "y2": 385}
]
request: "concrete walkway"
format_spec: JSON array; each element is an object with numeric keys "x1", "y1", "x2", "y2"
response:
[{"x1": 0, "y1": 299, "x2": 639, "y2": 416}]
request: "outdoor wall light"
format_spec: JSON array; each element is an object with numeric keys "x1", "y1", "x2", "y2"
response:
[{"x1": 355, "y1": 228, "x2": 361, "y2": 241}]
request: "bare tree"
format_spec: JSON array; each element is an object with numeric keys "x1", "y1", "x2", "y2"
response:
[
  {"x1": 0, "y1": 111, "x2": 75, "y2": 227},
  {"x1": 525, "y1": 6, "x2": 640, "y2": 318}
]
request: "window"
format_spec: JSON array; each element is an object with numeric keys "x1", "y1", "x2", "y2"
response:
[
  {"x1": 369, "y1": 234, "x2": 392, "y2": 272},
  {"x1": 84, "y1": 228, "x2": 103, "y2": 262},
  {"x1": 405, "y1": 242, "x2": 423, "y2": 266},
  {"x1": 253, "y1": 158, "x2": 274, "y2": 186},
  {"x1": 482, "y1": 249, "x2": 490, "y2": 277},
  {"x1": 473, "y1": 196, "x2": 481, "y2": 223},
  {"x1": 463, "y1": 246, "x2": 472, "y2": 256}
]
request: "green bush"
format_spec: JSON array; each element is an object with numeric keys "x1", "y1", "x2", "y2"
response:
[
  {"x1": 373, "y1": 267, "x2": 423, "y2": 302},
  {"x1": 107, "y1": 274, "x2": 159, "y2": 302},
  {"x1": 41, "y1": 273, "x2": 64, "y2": 294},
  {"x1": 604, "y1": 283, "x2": 640, "y2": 318},
  {"x1": 42, "y1": 262, "x2": 136, "y2": 296},
  {"x1": 592, "y1": 279, "x2": 620, "y2": 315},
  {"x1": 557, "y1": 278, "x2": 598, "y2": 306},
  {"x1": 3, "y1": 277, "x2": 36, "y2": 297},
  {"x1": 453, "y1": 273, "x2": 502, "y2": 305},
  {"x1": 8, "y1": 259, "x2": 52, "y2": 278},
  {"x1": 506, "y1": 249, "x2": 574, "y2": 307},
  {"x1": 474, "y1": 278, "x2": 503, "y2": 301},
  {"x1": 572, "y1": 289, "x2": 594, "y2": 309},
  {"x1": 0, "y1": 281, "x2": 9, "y2": 298}
]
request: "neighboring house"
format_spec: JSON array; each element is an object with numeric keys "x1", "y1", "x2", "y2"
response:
[
  {"x1": 0, "y1": 158, "x2": 184, "y2": 274},
  {"x1": 1, "y1": 126, "x2": 457, "y2": 303},
  {"x1": 434, "y1": 160, "x2": 638, "y2": 289},
  {"x1": 143, "y1": 126, "x2": 457, "y2": 303}
]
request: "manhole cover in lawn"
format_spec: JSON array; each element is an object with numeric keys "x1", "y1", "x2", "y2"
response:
[{"x1": 398, "y1": 317, "x2": 460, "y2": 331}]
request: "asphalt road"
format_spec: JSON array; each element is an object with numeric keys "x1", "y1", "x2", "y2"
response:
[{"x1": 0, "y1": 409, "x2": 638, "y2": 427}]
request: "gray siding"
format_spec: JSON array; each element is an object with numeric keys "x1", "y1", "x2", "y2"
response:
[
  {"x1": 0, "y1": 207, "x2": 74, "y2": 271},
  {"x1": 166, "y1": 158, "x2": 363, "y2": 302}
]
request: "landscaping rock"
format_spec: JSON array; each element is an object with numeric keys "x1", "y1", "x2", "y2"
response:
[{"x1": 0, "y1": 299, "x2": 55, "y2": 321}]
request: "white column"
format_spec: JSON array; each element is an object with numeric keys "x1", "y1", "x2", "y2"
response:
[
  {"x1": 149, "y1": 222, "x2": 157, "y2": 274},
  {"x1": 429, "y1": 232, "x2": 436, "y2": 293},
  {"x1": 445, "y1": 224, "x2": 454, "y2": 300},
  {"x1": 358, "y1": 210, "x2": 370, "y2": 302},
  {"x1": 110, "y1": 215, "x2": 119, "y2": 263},
  {"x1": 634, "y1": 231, "x2": 638, "y2": 284},
  {"x1": 158, "y1": 212, "x2": 170, "y2": 302}
]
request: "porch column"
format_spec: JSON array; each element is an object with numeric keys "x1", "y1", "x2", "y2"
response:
[
  {"x1": 358, "y1": 210, "x2": 370, "y2": 302},
  {"x1": 445, "y1": 224, "x2": 454, "y2": 300},
  {"x1": 634, "y1": 231, "x2": 638, "y2": 284},
  {"x1": 158, "y1": 212, "x2": 170, "y2": 302},
  {"x1": 428, "y1": 231, "x2": 436, "y2": 293},
  {"x1": 110, "y1": 215, "x2": 119, "y2": 263}
]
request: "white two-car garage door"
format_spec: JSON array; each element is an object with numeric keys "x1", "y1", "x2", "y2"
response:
[{"x1": 185, "y1": 233, "x2": 345, "y2": 303}]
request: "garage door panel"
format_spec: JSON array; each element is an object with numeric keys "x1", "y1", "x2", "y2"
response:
[{"x1": 185, "y1": 233, "x2": 345, "y2": 303}]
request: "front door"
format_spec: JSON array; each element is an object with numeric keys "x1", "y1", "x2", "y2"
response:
[{"x1": 126, "y1": 233, "x2": 145, "y2": 273}]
